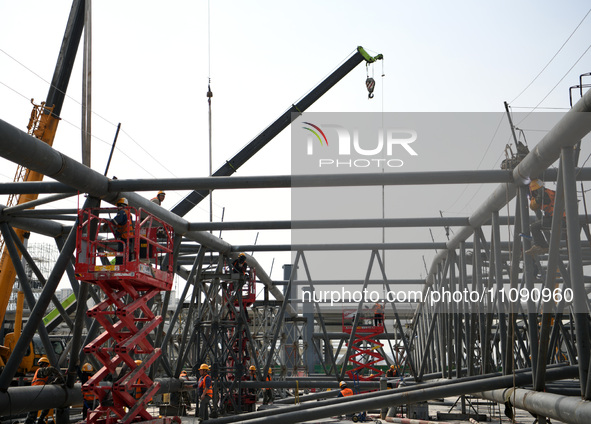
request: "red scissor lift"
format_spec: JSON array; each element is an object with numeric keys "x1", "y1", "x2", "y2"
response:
[
  {"x1": 75, "y1": 207, "x2": 178, "y2": 424},
  {"x1": 342, "y1": 309, "x2": 385, "y2": 383}
]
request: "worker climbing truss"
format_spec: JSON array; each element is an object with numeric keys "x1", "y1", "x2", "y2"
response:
[{"x1": 75, "y1": 206, "x2": 176, "y2": 424}]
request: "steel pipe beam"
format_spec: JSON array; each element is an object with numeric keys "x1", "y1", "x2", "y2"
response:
[
  {"x1": 0, "y1": 383, "x2": 84, "y2": 416},
  {"x1": 189, "y1": 217, "x2": 472, "y2": 231},
  {"x1": 239, "y1": 380, "x2": 380, "y2": 389},
  {"x1": 478, "y1": 387, "x2": 591, "y2": 424},
  {"x1": 312, "y1": 332, "x2": 403, "y2": 339},
  {"x1": 273, "y1": 389, "x2": 340, "y2": 404},
  {"x1": 2, "y1": 167, "x2": 591, "y2": 195},
  {"x1": 0, "y1": 378, "x2": 186, "y2": 415}
]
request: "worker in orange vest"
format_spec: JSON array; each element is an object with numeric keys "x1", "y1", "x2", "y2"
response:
[
  {"x1": 81, "y1": 362, "x2": 96, "y2": 418},
  {"x1": 134, "y1": 360, "x2": 146, "y2": 401},
  {"x1": 372, "y1": 303, "x2": 384, "y2": 326},
  {"x1": 526, "y1": 179, "x2": 557, "y2": 256},
  {"x1": 262, "y1": 368, "x2": 274, "y2": 405},
  {"x1": 196, "y1": 364, "x2": 213, "y2": 421},
  {"x1": 151, "y1": 190, "x2": 166, "y2": 206},
  {"x1": 337, "y1": 381, "x2": 353, "y2": 397},
  {"x1": 25, "y1": 357, "x2": 64, "y2": 424}
]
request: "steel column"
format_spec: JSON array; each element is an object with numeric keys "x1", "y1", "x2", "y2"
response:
[{"x1": 562, "y1": 146, "x2": 591, "y2": 396}]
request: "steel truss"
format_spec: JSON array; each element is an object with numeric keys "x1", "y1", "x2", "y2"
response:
[{"x1": 0, "y1": 62, "x2": 591, "y2": 424}]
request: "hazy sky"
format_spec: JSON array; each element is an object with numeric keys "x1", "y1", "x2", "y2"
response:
[{"x1": 0, "y1": 1, "x2": 590, "y2": 289}]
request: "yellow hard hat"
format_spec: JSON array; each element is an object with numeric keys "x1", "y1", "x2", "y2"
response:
[
  {"x1": 530, "y1": 179, "x2": 544, "y2": 191},
  {"x1": 38, "y1": 356, "x2": 50, "y2": 365},
  {"x1": 199, "y1": 363, "x2": 210, "y2": 371},
  {"x1": 249, "y1": 365, "x2": 256, "y2": 371},
  {"x1": 238, "y1": 253, "x2": 246, "y2": 258},
  {"x1": 268, "y1": 368, "x2": 273, "y2": 374},
  {"x1": 135, "y1": 360, "x2": 142, "y2": 366},
  {"x1": 339, "y1": 381, "x2": 347, "y2": 388},
  {"x1": 116, "y1": 197, "x2": 128, "y2": 206},
  {"x1": 157, "y1": 190, "x2": 165, "y2": 196},
  {"x1": 82, "y1": 363, "x2": 94, "y2": 373},
  {"x1": 390, "y1": 365, "x2": 395, "y2": 369}
]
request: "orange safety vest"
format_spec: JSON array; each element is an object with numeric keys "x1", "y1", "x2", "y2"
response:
[
  {"x1": 340, "y1": 387, "x2": 354, "y2": 397},
  {"x1": 115, "y1": 209, "x2": 133, "y2": 239},
  {"x1": 264, "y1": 374, "x2": 272, "y2": 390},
  {"x1": 83, "y1": 389, "x2": 96, "y2": 402},
  {"x1": 198, "y1": 374, "x2": 213, "y2": 397},
  {"x1": 541, "y1": 188, "x2": 556, "y2": 216},
  {"x1": 135, "y1": 379, "x2": 144, "y2": 400},
  {"x1": 530, "y1": 188, "x2": 556, "y2": 216},
  {"x1": 32, "y1": 368, "x2": 49, "y2": 386}
]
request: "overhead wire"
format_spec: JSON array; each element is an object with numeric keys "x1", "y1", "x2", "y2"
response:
[
  {"x1": 0, "y1": 46, "x2": 228, "y2": 220},
  {"x1": 508, "y1": 7, "x2": 591, "y2": 105},
  {"x1": 516, "y1": 42, "x2": 591, "y2": 125}
]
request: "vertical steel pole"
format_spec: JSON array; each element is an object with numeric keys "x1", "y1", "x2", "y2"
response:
[
  {"x1": 535, "y1": 162, "x2": 565, "y2": 395},
  {"x1": 491, "y1": 211, "x2": 508, "y2": 373},
  {"x1": 561, "y1": 146, "x2": 590, "y2": 396},
  {"x1": 518, "y1": 185, "x2": 540, "y2": 386}
]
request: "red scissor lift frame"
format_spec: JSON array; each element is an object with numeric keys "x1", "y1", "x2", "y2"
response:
[
  {"x1": 75, "y1": 207, "x2": 178, "y2": 424},
  {"x1": 342, "y1": 309, "x2": 385, "y2": 383}
]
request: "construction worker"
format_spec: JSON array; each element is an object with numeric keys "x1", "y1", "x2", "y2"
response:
[
  {"x1": 372, "y1": 303, "x2": 384, "y2": 326},
  {"x1": 385, "y1": 365, "x2": 399, "y2": 389},
  {"x1": 262, "y1": 367, "x2": 273, "y2": 405},
  {"x1": 526, "y1": 179, "x2": 556, "y2": 256},
  {"x1": 151, "y1": 190, "x2": 166, "y2": 206},
  {"x1": 337, "y1": 381, "x2": 353, "y2": 397},
  {"x1": 25, "y1": 357, "x2": 64, "y2": 424},
  {"x1": 179, "y1": 370, "x2": 193, "y2": 411},
  {"x1": 111, "y1": 198, "x2": 134, "y2": 265},
  {"x1": 232, "y1": 253, "x2": 248, "y2": 275},
  {"x1": 196, "y1": 364, "x2": 213, "y2": 421},
  {"x1": 134, "y1": 360, "x2": 145, "y2": 401},
  {"x1": 81, "y1": 362, "x2": 96, "y2": 418},
  {"x1": 245, "y1": 365, "x2": 257, "y2": 394},
  {"x1": 386, "y1": 364, "x2": 398, "y2": 378}
]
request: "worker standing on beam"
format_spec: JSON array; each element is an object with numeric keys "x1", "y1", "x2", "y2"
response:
[
  {"x1": 196, "y1": 364, "x2": 213, "y2": 421},
  {"x1": 81, "y1": 362, "x2": 96, "y2": 418},
  {"x1": 263, "y1": 367, "x2": 274, "y2": 405},
  {"x1": 24, "y1": 357, "x2": 64, "y2": 424},
  {"x1": 151, "y1": 190, "x2": 166, "y2": 205}
]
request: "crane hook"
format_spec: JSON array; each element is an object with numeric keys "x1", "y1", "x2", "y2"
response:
[{"x1": 366, "y1": 77, "x2": 375, "y2": 99}]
